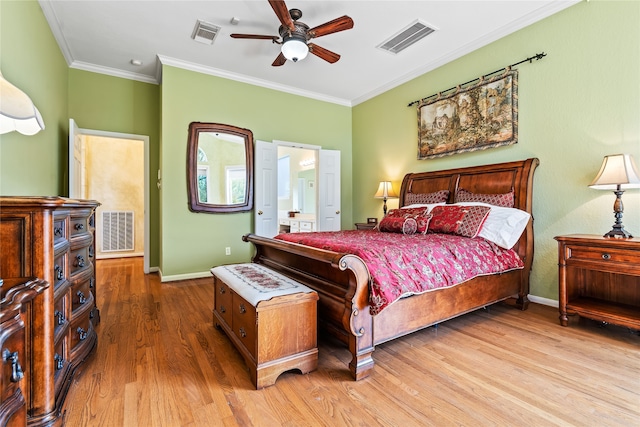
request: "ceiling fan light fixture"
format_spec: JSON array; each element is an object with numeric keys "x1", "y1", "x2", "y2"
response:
[{"x1": 281, "y1": 36, "x2": 308, "y2": 62}]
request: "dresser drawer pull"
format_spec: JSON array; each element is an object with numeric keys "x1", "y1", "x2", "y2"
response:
[
  {"x1": 77, "y1": 327, "x2": 88, "y2": 341},
  {"x1": 220, "y1": 305, "x2": 226, "y2": 314},
  {"x1": 3, "y1": 349, "x2": 24, "y2": 382},
  {"x1": 54, "y1": 310, "x2": 66, "y2": 325},
  {"x1": 239, "y1": 327, "x2": 247, "y2": 338},
  {"x1": 239, "y1": 303, "x2": 246, "y2": 314},
  {"x1": 219, "y1": 286, "x2": 226, "y2": 294},
  {"x1": 77, "y1": 291, "x2": 87, "y2": 304},
  {"x1": 54, "y1": 353, "x2": 64, "y2": 370},
  {"x1": 601, "y1": 253, "x2": 611, "y2": 260},
  {"x1": 75, "y1": 255, "x2": 86, "y2": 268},
  {"x1": 89, "y1": 246, "x2": 94, "y2": 258},
  {"x1": 89, "y1": 278, "x2": 95, "y2": 289},
  {"x1": 74, "y1": 223, "x2": 84, "y2": 231},
  {"x1": 54, "y1": 227, "x2": 63, "y2": 237},
  {"x1": 55, "y1": 265, "x2": 64, "y2": 280}
]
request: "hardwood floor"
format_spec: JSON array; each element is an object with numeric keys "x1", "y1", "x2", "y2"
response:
[{"x1": 62, "y1": 257, "x2": 639, "y2": 426}]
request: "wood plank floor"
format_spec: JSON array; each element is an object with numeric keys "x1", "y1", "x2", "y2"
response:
[{"x1": 62, "y1": 257, "x2": 639, "y2": 426}]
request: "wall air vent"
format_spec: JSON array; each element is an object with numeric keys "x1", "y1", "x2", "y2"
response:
[
  {"x1": 377, "y1": 20, "x2": 436, "y2": 54},
  {"x1": 192, "y1": 20, "x2": 221, "y2": 45},
  {"x1": 102, "y1": 211, "x2": 134, "y2": 252}
]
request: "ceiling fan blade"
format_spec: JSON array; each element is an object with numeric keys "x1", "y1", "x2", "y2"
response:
[
  {"x1": 268, "y1": 0, "x2": 295, "y2": 32},
  {"x1": 272, "y1": 52, "x2": 287, "y2": 67},
  {"x1": 308, "y1": 16, "x2": 354, "y2": 38},
  {"x1": 308, "y1": 43, "x2": 341, "y2": 64},
  {"x1": 230, "y1": 33, "x2": 279, "y2": 41}
]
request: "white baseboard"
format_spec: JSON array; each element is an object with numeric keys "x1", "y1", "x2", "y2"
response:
[
  {"x1": 97, "y1": 252, "x2": 144, "y2": 260},
  {"x1": 528, "y1": 295, "x2": 558, "y2": 307},
  {"x1": 159, "y1": 270, "x2": 211, "y2": 283}
]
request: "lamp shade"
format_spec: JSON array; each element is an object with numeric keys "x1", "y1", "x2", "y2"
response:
[
  {"x1": 589, "y1": 154, "x2": 640, "y2": 190},
  {"x1": 374, "y1": 181, "x2": 398, "y2": 199},
  {"x1": 281, "y1": 36, "x2": 309, "y2": 62},
  {"x1": 0, "y1": 71, "x2": 45, "y2": 136}
]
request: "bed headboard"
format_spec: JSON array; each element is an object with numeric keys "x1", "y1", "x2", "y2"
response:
[{"x1": 399, "y1": 158, "x2": 540, "y2": 263}]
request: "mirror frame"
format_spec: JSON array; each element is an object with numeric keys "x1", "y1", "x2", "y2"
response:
[{"x1": 186, "y1": 122, "x2": 254, "y2": 213}]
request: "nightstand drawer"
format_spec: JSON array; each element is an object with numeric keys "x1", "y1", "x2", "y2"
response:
[{"x1": 564, "y1": 244, "x2": 640, "y2": 273}]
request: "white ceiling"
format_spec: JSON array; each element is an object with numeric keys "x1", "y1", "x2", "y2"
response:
[{"x1": 39, "y1": 0, "x2": 579, "y2": 106}]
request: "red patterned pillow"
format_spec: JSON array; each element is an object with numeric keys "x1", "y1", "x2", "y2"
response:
[
  {"x1": 379, "y1": 216, "x2": 419, "y2": 235},
  {"x1": 386, "y1": 207, "x2": 430, "y2": 233},
  {"x1": 405, "y1": 190, "x2": 450, "y2": 205},
  {"x1": 455, "y1": 188, "x2": 514, "y2": 208},
  {"x1": 428, "y1": 205, "x2": 491, "y2": 238}
]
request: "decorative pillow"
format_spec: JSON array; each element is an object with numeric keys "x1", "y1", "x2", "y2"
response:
[
  {"x1": 385, "y1": 207, "x2": 430, "y2": 233},
  {"x1": 428, "y1": 205, "x2": 491, "y2": 238},
  {"x1": 454, "y1": 202, "x2": 530, "y2": 249},
  {"x1": 405, "y1": 190, "x2": 450, "y2": 205},
  {"x1": 379, "y1": 216, "x2": 418, "y2": 235},
  {"x1": 455, "y1": 188, "x2": 515, "y2": 208}
]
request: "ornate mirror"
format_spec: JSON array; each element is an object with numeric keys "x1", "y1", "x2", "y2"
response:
[{"x1": 186, "y1": 122, "x2": 254, "y2": 213}]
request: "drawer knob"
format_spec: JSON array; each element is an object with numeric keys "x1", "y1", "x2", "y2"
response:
[
  {"x1": 74, "y1": 223, "x2": 85, "y2": 231},
  {"x1": 54, "y1": 227, "x2": 63, "y2": 237},
  {"x1": 77, "y1": 327, "x2": 88, "y2": 341},
  {"x1": 55, "y1": 265, "x2": 64, "y2": 280},
  {"x1": 239, "y1": 327, "x2": 247, "y2": 338},
  {"x1": 54, "y1": 310, "x2": 66, "y2": 325},
  {"x1": 239, "y1": 303, "x2": 246, "y2": 314},
  {"x1": 220, "y1": 286, "x2": 226, "y2": 294},
  {"x1": 54, "y1": 353, "x2": 64, "y2": 370},
  {"x1": 3, "y1": 349, "x2": 24, "y2": 382},
  {"x1": 220, "y1": 305, "x2": 226, "y2": 314},
  {"x1": 77, "y1": 291, "x2": 87, "y2": 304},
  {"x1": 602, "y1": 253, "x2": 611, "y2": 260},
  {"x1": 75, "y1": 255, "x2": 86, "y2": 268}
]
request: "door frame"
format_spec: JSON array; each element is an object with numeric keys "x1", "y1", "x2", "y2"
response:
[{"x1": 69, "y1": 123, "x2": 150, "y2": 274}]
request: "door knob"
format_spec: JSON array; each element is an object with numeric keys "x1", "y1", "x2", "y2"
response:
[
  {"x1": 336, "y1": 210, "x2": 341, "y2": 214},
  {"x1": 258, "y1": 210, "x2": 263, "y2": 215}
]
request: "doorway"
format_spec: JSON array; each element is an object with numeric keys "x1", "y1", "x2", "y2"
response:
[{"x1": 69, "y1": 119, "x2": 150, "y2": 273}]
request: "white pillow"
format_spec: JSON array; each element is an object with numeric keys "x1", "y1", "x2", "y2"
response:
[
  {"x1": 402, "y1": 202, "x2": 446, "y2": 211},
  {"x1": 454, "y1": 202, "x2": 530, "y2": 249}
]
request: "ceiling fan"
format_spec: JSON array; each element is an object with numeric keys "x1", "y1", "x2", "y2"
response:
[{"x1": 230, "y1": 0, "x2": 354, "y2": 66}]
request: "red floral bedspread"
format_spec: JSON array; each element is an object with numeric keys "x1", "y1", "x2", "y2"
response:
[{"x1": 275, "y1": 230, "x2": 524, "y2": 315}]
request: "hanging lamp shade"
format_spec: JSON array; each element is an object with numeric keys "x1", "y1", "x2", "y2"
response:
[{"x1": 0, "y1": 71, "x2": 45, "y2": 136}]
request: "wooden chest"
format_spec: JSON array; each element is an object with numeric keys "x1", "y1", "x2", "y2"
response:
[{"x1": 211, "y1": 264, "x2": 318, "y2": 389}]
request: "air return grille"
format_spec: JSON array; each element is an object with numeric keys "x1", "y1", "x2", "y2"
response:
[
  {"x1": 191, "y1": 20, "x2": 221, "y2": 45},
  {"x1": 378, "y1": 20, "x2": 436, "y2": 54},
  {"x1": 102, "y1": 211, "x2": 134, "y2": 252}
]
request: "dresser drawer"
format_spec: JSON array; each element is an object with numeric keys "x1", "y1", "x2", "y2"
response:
[
  {"x1": 299, "y1": 221, "x2": 313, "y2": 231},
  {"x1": 53, "y1": 255, "x2": 67, "y2": 289},
  {"x1": 232, "y1": 294, "x2": 257, "y2": 357},
  {"x1": 214, "y1": 278, "x2": 233, "y2": 327},
  {"x1": 53, "y1": 290, "x2": 69, "y2": 339},
  {"x1": 71, "y1": 278, "x2": 93, "y2": 314},
  {"x1": 53, "y1": 217, "x2": 67, "y2": 243},
  {"x1": 69, "y1": 311, "x2": 93, "y2": 352},
  {"x1": 1, "y1": 318, "x2": 26, "y2": 403},
  {"x1": 70, "y1": 216, "x2": 89, "y2": 238},
  {"x1": 69, "y1": 247, "x2": 91, "y2": 277}
]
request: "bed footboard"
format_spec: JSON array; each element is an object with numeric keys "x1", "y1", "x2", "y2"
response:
[{"x1": 242, "y1": 233, "x2": 376, "y2": 380}]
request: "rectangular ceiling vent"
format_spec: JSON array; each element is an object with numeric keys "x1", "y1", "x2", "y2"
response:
[
  {"x1": 192, "y1": 20, "x2": 221, "y2": 45},
  {"x1": 378, "y1": 20, "x2": 436, "y2": 54}
]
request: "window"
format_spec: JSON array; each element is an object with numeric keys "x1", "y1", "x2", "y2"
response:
[{"x1": 226, "y1": 166, "x2": 246, "y2": 204}]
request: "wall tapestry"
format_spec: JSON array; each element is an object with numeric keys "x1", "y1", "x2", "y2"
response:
[{"x1": 417, "y1": 69, "x2": 518, "y2": 160}]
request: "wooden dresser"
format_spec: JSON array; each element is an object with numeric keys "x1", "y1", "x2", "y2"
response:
[{"x1": 0, "y1": 197, "x2": 100, "y2": 427}]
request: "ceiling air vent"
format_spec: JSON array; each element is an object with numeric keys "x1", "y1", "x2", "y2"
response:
[
  {"x1": 378, "y1": 20, "x2": 436, "y2": 54},
  {"x1": 191, "y1": 20, "x2": 221, "y2": 45}
]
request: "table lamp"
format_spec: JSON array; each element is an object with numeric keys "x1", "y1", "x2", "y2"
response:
[
  {"x1": 374, "y1": 181, "x2": 398, "y2": 216},
  {"x1": 589, "y1": 153, "x2": 640, "y2": 238}
]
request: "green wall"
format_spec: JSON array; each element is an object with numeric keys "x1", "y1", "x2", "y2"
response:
[
  {"x1": 352, "y1": 0, "x2": 640, "y2": 301},
  {"x1": 159, "y1": 65, "x2": 352, "y2": 278},
  {"x1": 0, "y1": 0, "x2": 69, "y2": 195},
  {"x1": 67, "y1": 69, "x2": 160, "y2": 268}
]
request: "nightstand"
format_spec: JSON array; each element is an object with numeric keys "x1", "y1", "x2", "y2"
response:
[
  {"x1": 355, "y1": 222, "x2": 377, "y2": 230},
  {"x1": 555, "y1": 234, "x2": 640, "y2": 330}
]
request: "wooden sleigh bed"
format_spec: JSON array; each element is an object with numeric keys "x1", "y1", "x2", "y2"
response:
[{"x1": 243, "y1": 158, "x2": 539, "y2": 380}]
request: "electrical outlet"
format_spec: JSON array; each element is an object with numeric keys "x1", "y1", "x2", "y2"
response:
[{"x1": 225, "y1": 247, "x2": 231, "y2": 255}]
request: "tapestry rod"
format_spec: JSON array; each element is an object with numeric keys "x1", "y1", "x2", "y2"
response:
[{"x1": 407, "y1": 52, "x2": 547, "y2": 107}]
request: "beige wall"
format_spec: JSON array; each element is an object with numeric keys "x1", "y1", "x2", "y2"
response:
[{"x1": 84, "y1": 136, "x2": 145, "y2": 258}]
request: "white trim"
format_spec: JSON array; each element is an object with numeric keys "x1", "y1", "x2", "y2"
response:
[
  {"x1": 273, "y1": 140, "x2": 321, "y2": 151},
  {"x1": 528, "y1": 295, "x2": 558, "y2": 308},
  {"x1": 159, "y1": 270, "x2": 212, "y2": 283},
  {"x1": 74, "y1": 127, "x2": 151, "y2": 274},
  {"x1": 70, "y1": 61, "x2": 158, "y2": 85},
  {"x1": 97, "y1": 252, "x2": 144, "y2": 260}
]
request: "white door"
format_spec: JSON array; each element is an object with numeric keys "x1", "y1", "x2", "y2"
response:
[
  {"x1": 318, "y1": 149, "x2": 341, "y2": 231},
  {"x1": 68, "y1": 118, "x2": 83, "y2": 198},
  {"x1": 254, "y1": 140, "x2": 278, "y2": 237}
]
